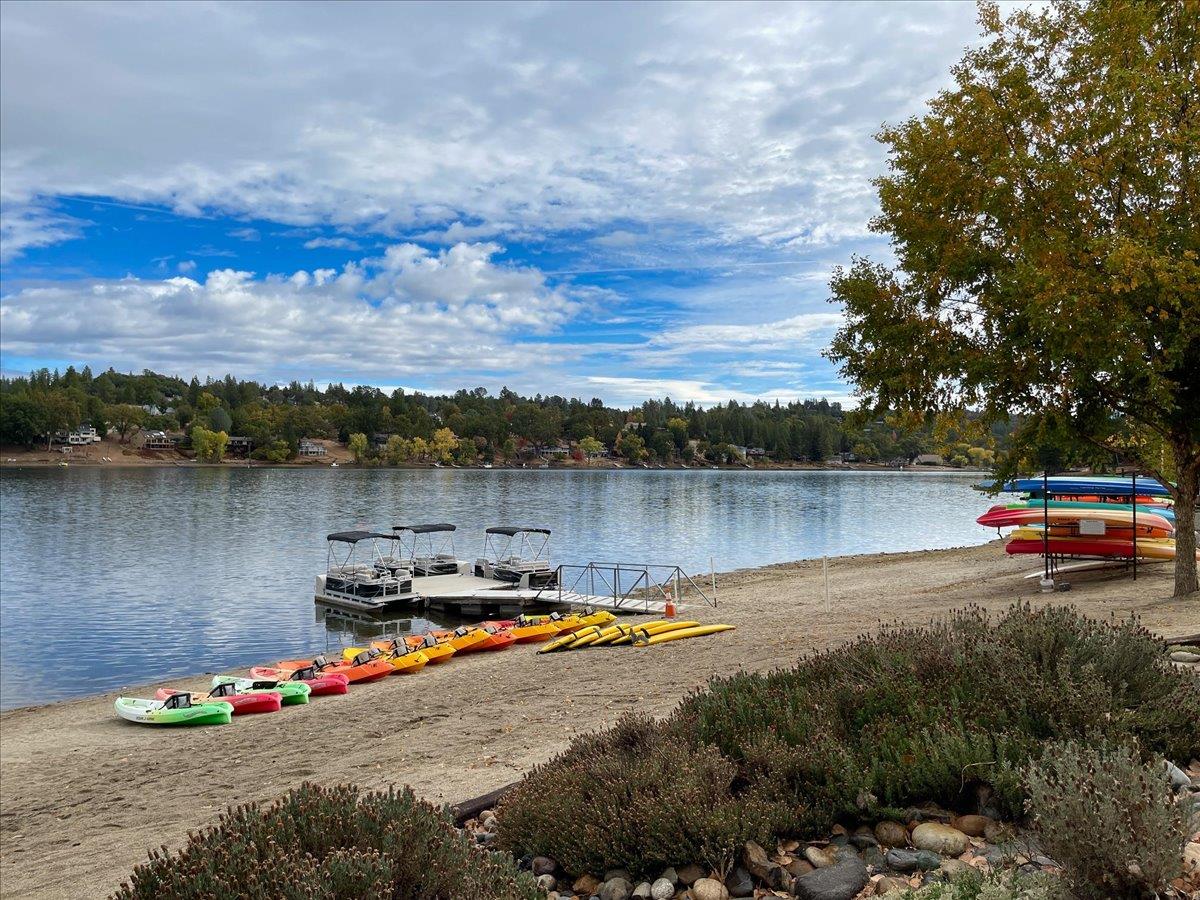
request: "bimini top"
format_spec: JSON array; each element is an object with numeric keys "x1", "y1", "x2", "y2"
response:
[
  {"x1": 326, "y1": 530, "x2": 394, "y2": 543},
  {"x1": 393, "y1": 523, "x2": 457, "y2": 534},
  {"x1": 486, "y1": 526, "x2": 551, "y2": 536}
]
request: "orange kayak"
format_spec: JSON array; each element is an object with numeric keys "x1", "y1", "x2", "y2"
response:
[
  {"x1": 371, "y1": 636, "x2": 456, "y2": 664},
  {"x1": 430, "y1": 627, "x2": 492, "y2": 654},
  {"x1": 484, "y1": 619, "x2": 560, "y2": 643},
  {"x1": 275, "y1": 653, "x2": 393, "y2": 684}
]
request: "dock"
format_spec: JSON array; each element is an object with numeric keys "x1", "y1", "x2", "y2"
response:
[{"x1": 414, "y1": 572, "x2": 672, "y2": 616}]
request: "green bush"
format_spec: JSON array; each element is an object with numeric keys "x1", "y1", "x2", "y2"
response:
[
  {"x1": 1026, "y1": 741, "x2": 1187, "y2": 900},
  {"x1": 113, "y1": 782, "x2": 538, "y2": 900},
  {"x1": 895, "y1": 869, "x2": 1056, "y2": 900},
  {"x1": 497, "y1": 604, "x2": 1200, "y2": 876}
]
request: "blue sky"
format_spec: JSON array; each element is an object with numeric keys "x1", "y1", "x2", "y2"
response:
[{"x1": 0, "y1": 1, "x2": 989, "y2": 406}]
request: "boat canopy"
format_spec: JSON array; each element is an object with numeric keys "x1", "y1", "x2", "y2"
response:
[
  {"x1": 393, "y1": 523, "x2": 457, "y2": 534},
  {"x1": 486, "y1": 526, "x2": 551, "y2": 536},
  {"x1": 326, "y1": 530, "x2": 393, "y2": 543}
]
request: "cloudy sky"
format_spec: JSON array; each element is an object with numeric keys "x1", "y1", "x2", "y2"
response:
[{"x1": 1, "y1": 1, "x2": 987, "y2": 405}]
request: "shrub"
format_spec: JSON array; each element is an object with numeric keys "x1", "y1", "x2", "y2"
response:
[
  {"x1": 497, "y1": 604, "x2": 1200, "y2": 877},
  {"x1": 895, "y1": 869, "x2": 1056, "y2": 899},
  {"x1": 1026, "y1": 740, "x2": 1187, "y2": 900},
  {"x1": 113, "y1": 782, "x2": 538, "y2": 900},
  {"x1": 496, "y1": 715, "x2": 789, "y2": 877}
]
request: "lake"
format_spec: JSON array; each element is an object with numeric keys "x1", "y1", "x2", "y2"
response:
[{"x1": 0, "y1": 467, "x2": 997, "y2": 708}]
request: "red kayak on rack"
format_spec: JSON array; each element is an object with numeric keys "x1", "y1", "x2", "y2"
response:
[
  {"x1": 247, "y1": 664, "x2": 350, "y2": 696},
  {"x1": 155, "y1": 683, "x2": 282, "y2": 715}
]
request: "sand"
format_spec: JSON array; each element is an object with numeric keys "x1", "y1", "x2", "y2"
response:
[{"x1": 2, "y1": 542, "x2": 1197, "y2": 899}]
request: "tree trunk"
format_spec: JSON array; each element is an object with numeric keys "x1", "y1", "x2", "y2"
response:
[{"x1": 1172, "y1": 448, "x2": 1199, "y2": 598}]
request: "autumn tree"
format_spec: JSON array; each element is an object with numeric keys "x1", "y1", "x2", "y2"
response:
[
  {"x1": 827, "y1": 1, "x2": 1199, "y2": 595},
  {"x1": 191, "y1": 426, "x2": 229, "y2": 463},
  {"x1": 347, "y1": 432, "x2": 369, "y2": 464},
  {"x1": 106, "y1": 403, "x2": 146, "y2": 443}
]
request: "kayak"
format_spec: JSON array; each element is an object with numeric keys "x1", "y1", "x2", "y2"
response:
[
  {"x1": 370, "y1": 635, "x2": 456, "y2": 664},
  {"x1": 518, "y1": 610, "x2": 616, "y2": 634},
  {"x1": 475, "y1": 626, "x2": 516, "y2": 652},
  {"x1": 1005, "y1": 500, "x2": 1175, "y2": 524},
  {"x1": 635, "y1": 624, "x2": 735, "y2": 646},
  {"x1": 246, "y1": 664, "x2": 349, "y2": 696},
  {"x1": 155, "y1": 682, "x2": 282, "y2": 714},
  {"x1": 115, "y1": 694, "x2": 233, "y2": 726},
  {"x1": 614, "y1": 624, "x2": 700, "y2": 643},
  {"x1": 999, "y1": 476, "x2": 1172, "y2": 498},
  {"x1": 430, "y1": 626, "x2": 493, "y2": 654},
  {"x1": 485, "y1": 618, "x2": 562, "y2": 643},
  {"x1": 977, "y1": 506, "x2": 1173, "y2": 537},
  {"x1": 343, "y1": 644, "x2": 429, "y2": 674},
  {"x1": 1005, "y1": 527, "x2": 1194, "y2": 561},
  {"x1": 211, "y1": 675, "x2": 311, "y2": 705},
  {"x1": 274, "y1": 653, "x2": 393, "y2": 684}
]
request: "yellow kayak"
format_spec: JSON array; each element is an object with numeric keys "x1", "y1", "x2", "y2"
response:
[
  {"x1": 614, "y1": 620, "x2": 700, "y2": 645},
  {"x1": 636, "y1": 624, "x2": 735, "y2": 646},
  {"x1": 433, "y1": 627, "x2": 493, "y2": 653},
  {"x1": 370, "y1": 636, "x2": 456, "y2": 665},
  {"x1": 539, "y1": 625, "x2": 603, "y2": 653},
  {"x1": 590, "y1": 623, "x2": 641, "y2": 646},
  {"x1": 523, "y1": 610, "x2": 616, "y2": 632},
  {"x1": 343, "y1": 645, "x2": 429, "y2": 673}
]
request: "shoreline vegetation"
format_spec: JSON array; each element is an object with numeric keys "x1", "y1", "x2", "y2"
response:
[{"x1": 1, "y1": 543, "x2": 1197, "y2": 899}]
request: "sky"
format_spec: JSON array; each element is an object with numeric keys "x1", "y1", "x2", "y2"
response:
[{"x1": 0, "y1": 1, "x2": 990, "y2": 407}]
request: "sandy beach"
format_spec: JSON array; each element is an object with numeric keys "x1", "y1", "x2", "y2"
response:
[{"x1": 2, "y1": 542, "x2": 1197, "y2": 899}]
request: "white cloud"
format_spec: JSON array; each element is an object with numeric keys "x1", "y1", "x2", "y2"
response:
[
  {"x1": 303, "y1": 236, "x2": 362, "y2": 251},
  {"x1": 0, "y1": 2, "x2": 983, "y2": 258},
  {"x1": 177, "y1": 260, "x2": 196, "y2": 273},
  {"x1": 227, "y1": 227, "x2": 260, "y2": 242},
  {"x1": 652, "y1": 312, "x2": 844, "y2": 351},
  {"x1": 0, "y1": 202, "x2": 87, "y2": 262},
  {"x1": 0, "y1": 242, "x2": 597, "y2": 380},
  {"x1": 582, "y1": 375, "x2": 856, "y2": 408}
]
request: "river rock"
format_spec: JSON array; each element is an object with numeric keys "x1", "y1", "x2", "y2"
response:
[
  {"x1": 874, "y1": 821, "x2": 908, "y2": 847},
  {"x1": 533, "y1": 857, "x2": 558, "y2": 876},
  {"x1": 725, "y1": 866, "x2": 753, "y2": 898},
  {"x1": 574, "y1": 874, "x2": 602, "y2": 895},
  {"x1": 605, "y1": 870, "x2": 633, "y2": 884},
  {"x1": 632, "y1": 882, "x2": 652, "y2": 900},
  {"x1": 786, "y1": 859, "x2": 815, "y2": 878},
  {"x1": 911, "y1": 823, "x2": 969, "y2": 856},
  {"x1": 939, "y1": 859, "x2": 971, "y2": 879},
  {"x1": 874, "y1": 876, "x2": 906, "y2": 895},
  {"x1": 599, "y1": 876, "x2": 632, "y2": 900},
  {"x1": 1170, "y1": 650, "x2": 1200, "y2": 663},
  {"x1": 677, "y1": 864, "x2": 704, "y2": 886},
  {"x1": 950, "y1": 815, "x2": 992, "y2": 838},
  {"x1": 790, "y1": 854, "x2": 868, "y2": 900},
  {"x1": 885, "y1": 849, "x2": 920, "y2": 873},
  {"x1": 983, "y1": 821, "x2": 1016, "y2": 844},
  {"x1": 650, "y1": 878, "x2": 675, "y2": 900},
  {"x1": 860, "y1": 847, "x2": 886, "y2": 870},
  {"x1": 849, "y1": 828, "x2": 879, "y2": 850},
  {"x1": 691, "y1": 877, "x2": 730, "y2": 900},
  {"x1": 1166, "y1": 760, "x2": 1191, "y2": 791},
  {"x1": 744, "y1": 840, "x2": 787, "y2": 887},
  {"x1": 538, "y1": 874, "x2": 558, "y2": 892},
  {"x1": 804, "y1": 846, "x2": 836, "y2": 868}
]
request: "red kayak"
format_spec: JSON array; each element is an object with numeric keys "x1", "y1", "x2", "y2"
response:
[
  {"x1": 248, "y1": 664, "x2": 349, "y2": 696},
  {"x1": 274, "y1": 653, "x2": 393, "y2": 684},
  {"x1": 155, "y1": 683, "x2": 281, "y2": 715}
]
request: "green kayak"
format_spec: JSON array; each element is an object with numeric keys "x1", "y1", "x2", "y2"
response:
[
  {"x1": 211, "y1": 675, "x2": 311, "y2": 705},
  {"x1": 115, "y1": 693, "x2": 233, "y2": 726}
]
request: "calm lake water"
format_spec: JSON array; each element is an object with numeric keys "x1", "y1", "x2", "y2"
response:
[{"x1": 0, "y1": 468, "x2": 996, "y2": 708}]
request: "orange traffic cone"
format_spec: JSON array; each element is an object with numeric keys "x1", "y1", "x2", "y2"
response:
[{"x1": 664, "y1": 599, "x2": 676, "y2": 618}]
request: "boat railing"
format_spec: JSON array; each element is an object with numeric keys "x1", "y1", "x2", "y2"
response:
[{"x1": 535, "y1": 562, "x2": 717, "y2": 612}]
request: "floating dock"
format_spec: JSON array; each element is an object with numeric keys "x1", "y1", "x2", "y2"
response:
[{"x1": 415, "y1": 572, "x2": 671, "y2": 616}]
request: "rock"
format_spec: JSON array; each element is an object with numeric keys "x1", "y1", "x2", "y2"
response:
[
  {"x1": 691, "y1": 878, "x2": 730, "y2": 900},
  {"x1": 599, "y1": 877, "x2": 632, "y2": 900},
  {"x1": 533, "y1": 857, "x2": 558, "y2": 876},
  {"x1": 725, "y1": 866, "x2": 754, "y2": 898},
  {"x1": 1170, "y1": 650, "x2": 1200, "y2": 663},
  {"x1": 983, "y1": 821, "x2": 1016, "y2": 844},
  {"x1": 911, "y1": 823, "x2": 970, "y2": 856},
  {"x1": 649, "y1": 877, "x2": 675, "y2": 900},
  {"x1": 849, "y1": 833, "x2": 879, "y2": 850},
  {"x1": 950, "y1": 815, "x2": 992, "y2": 838},
  {"x1": 1166, "y1": 760, "x2": 1192, "y2": 791},
  {"x1": 874, "y1": 821, "x2": 908, "y2": 847},
  {"x1": 605, "y1": 870, "x2": 633, "y2": 884},
  {"x1": 574, "y1": 875, "x2": 602, "y2": 896},
  {"x1": 632, "y1": 883, "x2": 652, "y2": 900},
  {"x1": 538, "y1": 874, "x2": 558, "y2": 892},
  {"x1": 659, "y1": 868, "x2": 678, "y2": 886},
  {"x1": 939, "y1": 859, "x2": 971, "y2": 879},
  {"x1": 804, "y1": 846, "x2": 836, "y2": 868},
  {"x1": 475, "y1": 831, "x2": 496, "y2": 845},
  {"x1": 790, "y1": 854, "x2": 868, "y2": 900},
  {"x1": 744, "y1": 840, "x2": 787, "y2": 888},
  {"x1": 874, "y1": 876, "x2": 906, "y2": 895},
  {"x1": 885, "y1": 849, "x2": 941, "y2": 873},
  {"x1": 786, "y1": 859, "x2": 815, "y2": 878},
  {"x1": 1183, "y1": 842, "x2": 1200, "y2": 874},
  {"x1": 676, "y1": 864, "x2": 704, "y2": 887},
  {"x1": 860, "y1": 847, "x2": 887, "y2": 870}
]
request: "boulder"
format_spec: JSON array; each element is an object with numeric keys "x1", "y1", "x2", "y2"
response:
[
  {"x1": 911, "y1": 823, "x2": 969, "y2": 856},
  {"x1": 605, "y1": 870, "x2": 634, "y2": 884},
  {"x1": 804, "y1": 846, "x2": 836, "y2": 868},
  {"x1": 724, "y1": 866, "x2": 754, "y2": 898},
  {"x1": 677, "y1": 864, "x2": 705, "y2": 886},
  {"x1": 939, "y1": 859, "x2": 971, "y2": 879},
  {"x1": 950, "y1": 815, "x2": 992, "y2": 838},
  {"x1": 786, "y1": 859, "x2": 815, "y2": 878},
  {"x1": 744, "y1": 840, "x2": 788, "y2": 887},
  {"x1": 650, "y1": 878, "x2": 675, "y2": 900},
  {"x1": 574, "y1": 874, "x2": 602, "y2": 896},
  {"x1": 874, "y1": 821, "x2": 908, "y2": 847},
  {"x1": 790, "y1": 855, "x2": 868, "y2": 900},
  {"x1": 691, "y1": 877, "x2": 730, "y2": 900},
  {"x1": 533, "y1": 857, "x2": 558, "y2": 876},
  {"x1": 884, "y1": 849, "x2": 920, "y2": 873},
  {"x1": 874, "y1": 876, "x2": 907, "y2": 895},
  {"x1": 632, "y1": 883, "x2": 652, "y2": 900},
  {"x1": 537, "y1": 874, "x2": 558, "y2": 892}
]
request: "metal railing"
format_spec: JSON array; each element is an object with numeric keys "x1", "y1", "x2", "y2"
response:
[{"x1": 535, "y1": 562, "x2": 717, "y2": 612}]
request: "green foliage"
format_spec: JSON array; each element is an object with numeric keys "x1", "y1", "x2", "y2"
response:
[
  {"x1": 1026, "y1": 741, "x2": 1187, "y2": 900},
  {"x1": 106, "y1": 403, "x2": 147, "y2": 442},
  {"x1": 112, "y1": 782, "x2": 538, "y2": 900},
  {"x1": 615, "y1": 429, "x2": 646, "y2": 461},
  {"x1": 497, "y1": 604, "x2": 1200, "y2": 877},
  {"x1": 895, "y1": 869, "x2": 1055, "y2": 900},
  {"x1": 191, "y1": 426, "x2": 228, "y2": 462},
  {"x1": 347, "y1": 432, "x2": 368, "y2": 464},
  {"x1": 250, "y1": 439, "x2": 293, "y2": 463},
  {"x1": 825, "y1": 0, "x2": 1200, "y2": 593}
]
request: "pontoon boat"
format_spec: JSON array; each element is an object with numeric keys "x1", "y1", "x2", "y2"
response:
[
  {"x1": 315, "y1": 531, "x2": 417, "y2": 611},
  {"x1": 474, "y1": 526, "x2": 557, "y2": 587},
  {"x1": 392, "y1": 523, "x2": 464, "y2": 576}
]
